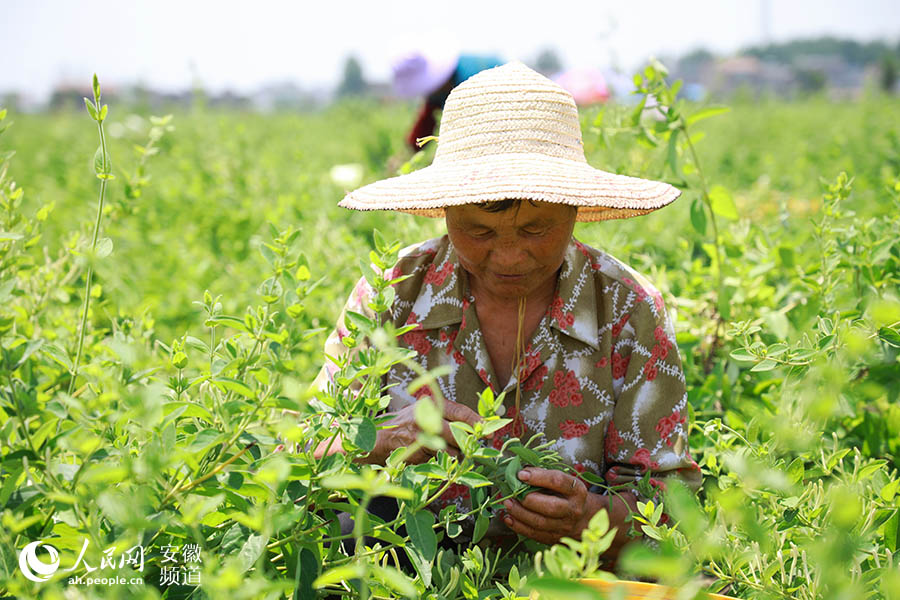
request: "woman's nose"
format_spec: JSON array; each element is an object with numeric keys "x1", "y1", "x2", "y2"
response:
[{"x1": 488, "y1": 241, "x2": 528, "y2": 269}]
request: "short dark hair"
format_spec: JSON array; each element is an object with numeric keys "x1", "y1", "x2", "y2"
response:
[
  {"x1": 477, "y1": 199, "x2": 577, "y2": 214},
  {"x1": 478, "y1": 199, "x2": 527, "y2": 213}
]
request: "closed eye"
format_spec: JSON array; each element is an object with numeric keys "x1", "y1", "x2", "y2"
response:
[{"x1": 521, "y1": 228, "x2": 548, "y2": 237}]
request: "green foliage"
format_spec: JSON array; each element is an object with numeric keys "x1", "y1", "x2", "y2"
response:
[{"x1": 1, "y1": 62, "x2": 899, "y2": 600}]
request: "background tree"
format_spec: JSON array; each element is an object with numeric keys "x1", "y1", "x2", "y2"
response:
[
  {"x1": 881, "y1": 53, "x2": 898, "y2": 93},
  {"x1": 337, "y1": 55, "x2": 367, "y2": 97},
  {"x1": 533, "y1": 48, "x2": 564, "y2": 76}
]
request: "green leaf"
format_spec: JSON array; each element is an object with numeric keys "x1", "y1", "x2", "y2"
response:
[
  {"x1": 690, "y1": 196, "x2": 707, "y2": 235},
  {"x1": 344, "y1": 417, "x2": 377, "y2": 452},
  {"x1": 259, "y1": 243, "x2": 277, "y2": 266},
  {"x1": 93, "y1": 145, "x2": 111, "y2": 176},
  {"x1": 449, "y1": 421, "x2": 472, "y2": 452},
  {"x1": 320, "y1": 473, "x2": 369, "y2": 491},
  {"x1": 885, "y1": 510, "x2": 900, "y2": 553},
  {"x1": 686, "y1": 105, "x2": 731, "y2": 125},
  {"x1": 457, "y1": 472, "x2": 492, "y2": 488},
  {"x1": 205, "y1": 315, "x2": 251, "y2": 332},
  {"x1": 476, "y1": 386, "x2": 497, "y2": 419},
  {"x1": 858, "y1": 460, "x2": 887, "y2": 481},
  {"x1": 0, "y1": 467, "x2": 23, "y2": 506},
  {"x1": 881, "y1": 479, "x2": 899, "y2": 502},
  {"x1": 879, "y1": 327, "x2": 900, "y2": 348},
  {"x1": 751, "y1": 359, "x2": 778, "y2": 372},
  {"x1": 313, "y1": 564, "x2": 365, "y2": 588},
  {"x1": 618, "y1": 543, "x2": 685, "y2": 580},
  {"x1": 708, "y1": 185, "x2": 738, "y2": 220},
  {"x1": 403, "y1": 545, "x2": 433, "y2": 588},
  {"x1": 447, "y1": 522, "x2": 461, "y2": 538},
  {"x1": 41, "y1": 343, "x2": 73, "y2": 370},
  {"x1": 13, "y1": 339, "x2": 44, "y2": 369},
  {"x1": 95, "y1": 237, "x2": 113, "y2": 258},
  {"x1": 212, "y1": 377, "x2": 255, "y2": 398},
  {"x1": 630, "y1": 95, "x2": 647, "y2": 127},
  {"x1": 827, "y1": 448, "x2": 851, "y2": 471},
  {"x1": 667, "y1": 128, "x2": 680, "y2": 177},
  {"x1": 414, "y1": 396, "x2": 442, "y2": 436},
  {"x1": 413, "y1": 462, "x2": 447, "y2": 479},
  {"x1": 472, "y1": 512, "x2": 489, "y2": 544},
  {"x1": 345, "y1": 310, "x2": 375, "y2": 330},
  {"x1": 787, "y1": 457, "x2": 805, "y2": 484},
  {"x1": 505, "y1": 456, "x2": 525, "y2": 493},
  {"x1": 729, "y1": 349, "x2": 756, "y2": 362},
  {"x1": 509, "y1": 565, "x2": 521, "y2": 591},
  {"x1": 370, "y1": 565, "x2": 417, "y2": 598},
  {"x1": 406, "y1": 510, "x2": 437, "y2": 562},
  {"x1": 0, "y1": 231, "x2": 24, "y2": 242},
  {"x1": 479, "y1": 418, "x2": 512, "y2": 437},
  {"x1": 509, "y1": 443, "x2": 542, "y2": 466},
  {"x1": 296, "y1": 547, "x2": 318, "y2": 600},
  {"x1": 99, "y1": 104, "x2": 108, "y2": 121},
  {"x1": 92, "y1": 73, "x2": 101, "y2": 103},
  {"x1": 525, "y1": 576, "x2": 604, "y2": 600},
  {"x1": 83, "y1": 98, "x2": 98, "y2": 120}
]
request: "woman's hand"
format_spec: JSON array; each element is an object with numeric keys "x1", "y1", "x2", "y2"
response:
[
  {"x1": 500, "y1": 467, "x2": 603, "y2": 545},
  {"x1": 373, "y1": 399, "x2": 483, "y2": 465}
]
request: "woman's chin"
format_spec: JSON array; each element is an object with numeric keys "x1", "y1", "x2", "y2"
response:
[{"x1": 484, "y1": 277, "x2": 535, "y2": 299}]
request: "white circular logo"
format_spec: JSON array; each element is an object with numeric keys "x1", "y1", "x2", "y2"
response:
[{"x1": 18, "y1": 541, "x2": 60, "y2": 583}]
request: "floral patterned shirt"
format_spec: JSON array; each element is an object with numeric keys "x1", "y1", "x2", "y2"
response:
[{"x1": 315, "y1": 234, "x2": 701, "y2": 538}]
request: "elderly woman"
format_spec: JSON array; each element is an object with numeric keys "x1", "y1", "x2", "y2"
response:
[{"x1": 313, "y1": 62, "x2": 701, "y2": 560}]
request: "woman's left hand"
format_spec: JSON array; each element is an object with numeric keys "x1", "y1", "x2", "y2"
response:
[{"x1": 501, "y1": 467, "x2": 601, "y2": 545}]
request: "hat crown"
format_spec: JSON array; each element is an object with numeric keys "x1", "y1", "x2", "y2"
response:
[{"x1": 434, "y1": 62, "x2": 586, "y2": 164}]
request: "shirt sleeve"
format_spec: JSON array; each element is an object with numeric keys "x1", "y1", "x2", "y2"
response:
[
  {"x1": 283, "y1": 276, "x2": 380, "y2": 455},
  {"x1": 311, "y1": 275, "x2": 378, "y2": 394},
  {"x1": 603, "y1": 290, "x2": 702, "y2": 501}
]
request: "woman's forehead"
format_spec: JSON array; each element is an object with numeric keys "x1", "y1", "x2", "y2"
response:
[{"x1": 447, "y1": 201, "x2": 575, "y2": 226}]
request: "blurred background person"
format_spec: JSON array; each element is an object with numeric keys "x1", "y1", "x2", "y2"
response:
[{"x1": 392, "y1": 48, "x2": 504, "y2": 151}]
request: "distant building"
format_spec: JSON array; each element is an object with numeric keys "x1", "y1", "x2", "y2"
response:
[{"x1": 709, "y1": 56, "x2": 794, "y2": 97}]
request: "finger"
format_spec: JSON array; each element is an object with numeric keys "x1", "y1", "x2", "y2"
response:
[
  {"x1": 502, "y1": 511, "x2": 559, "y2": 545},
  {"x1": 409, "y1": 448, "x2": 431, "y2": 464},
  {"x1": 442, "y1": 400, "x2": 483, "y2": 427},
  {"x1": 517, "y1": 491, "x2": 571, "y2": 519},
  {"x1": 504, "y1": 497, "x2": 568, "y2": 531},
  {"x1": 443, "y1": 446, "x2": 461, "y2": 460},
  {"x1": 519, "y1": 467, "x2": 585, "y2": 497}
]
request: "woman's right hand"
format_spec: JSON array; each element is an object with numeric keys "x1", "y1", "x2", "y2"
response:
[{"x1": 373, "y1": 399, "x2": 483, "y2": 465}]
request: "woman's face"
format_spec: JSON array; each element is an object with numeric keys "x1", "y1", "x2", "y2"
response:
[{"x1": 445, "y1": 201, "x2": 577, "y2": 301}]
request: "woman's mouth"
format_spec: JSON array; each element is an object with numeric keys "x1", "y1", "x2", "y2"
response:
[{"x1": 494, "y1": 272, "x2": 526, "y2": 281}]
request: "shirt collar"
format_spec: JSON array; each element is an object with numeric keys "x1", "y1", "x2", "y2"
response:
[
  {"x1": 414, "y1": 236, "x2": 600, "y2": 351},
  {"x1": 412, "y1": 237, "x2": 467, "y2": 330},
  {"x1": 551, "y1": 239, "x2": 600, "y2": 350}
]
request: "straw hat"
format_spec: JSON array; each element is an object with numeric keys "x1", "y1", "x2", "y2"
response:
[{"x1": 340, "y1": 62, "x2": 680, "y2": 221}]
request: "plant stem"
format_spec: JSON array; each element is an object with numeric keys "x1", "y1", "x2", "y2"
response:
[
  {"x1": 354, "y1": 493, "x2": 371, "y2": 600},
  {"x1": 69, "y1": 116, "x2": 109, "y2": 394},
  {"x1": 160, "y1": 441, "x2": 255, "y2": 507}
]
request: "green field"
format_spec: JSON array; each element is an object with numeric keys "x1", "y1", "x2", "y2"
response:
[{"x1": 1, "y1": 78, "x2": 899, "y2": 599}]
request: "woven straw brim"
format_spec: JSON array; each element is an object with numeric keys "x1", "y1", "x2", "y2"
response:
[{"x1": 339, "y1": 153, "x2": 681, "y2": 222}]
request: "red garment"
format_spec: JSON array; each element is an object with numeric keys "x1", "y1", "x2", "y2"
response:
[{"x1": 406, "y1": 102, "x2": 440, "y2": 151}]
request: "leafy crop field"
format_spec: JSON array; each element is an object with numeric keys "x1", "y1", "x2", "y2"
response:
[{"x1": 1, "y1": 69, "x2": 899, "y2": 599}]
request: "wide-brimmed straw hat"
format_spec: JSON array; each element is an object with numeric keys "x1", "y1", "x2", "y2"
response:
[{"x1": 340, "y1": 62, "x2": 680, "y2": 221}]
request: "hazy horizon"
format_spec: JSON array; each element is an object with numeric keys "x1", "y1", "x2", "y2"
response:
[{"x1": 2, "y1": 0, "x2": 899, "y2": 103}]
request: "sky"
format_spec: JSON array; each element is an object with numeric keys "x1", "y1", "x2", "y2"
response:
[{"x1": 2, "y1": 0, "x2": 899, "y2": 103}]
